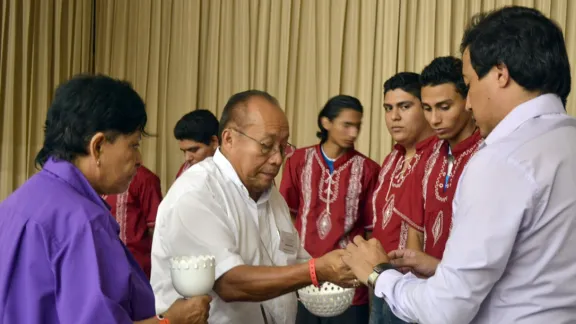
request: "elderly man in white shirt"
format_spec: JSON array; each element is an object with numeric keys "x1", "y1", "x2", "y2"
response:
[
  {"x1": 151, "y1": 90, "x2": 358, "y2": 324},
  {"x1": 341, "y1": 6, "x2": 576, "y2": 324}
]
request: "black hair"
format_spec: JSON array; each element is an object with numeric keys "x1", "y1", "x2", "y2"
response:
[
  {"x1": 420, "y1": 56, "x2": 468, "y2": 98},
  {"x1": 316, "y1": 95, "x2": 363, "y2": 143},
  {"x1": 461, "y1": 5, "x2": 571, "y2": 106},
  {"x1": 218, "y1": 90, "x2": 279, "y2": 142},
  {"x1": 173, "y1": 109, "x2": 219, "y2": 145},
  {"x1": 383, "y1": 72, "x2": 422, "y2": 100},
  {"x1": 35, "y1": 74, "x2": 147, "y2": 169}
]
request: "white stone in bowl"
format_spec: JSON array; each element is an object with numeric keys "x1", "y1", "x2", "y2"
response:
[
  {"x1": 170, "y1": 255, "x2": 216, "y2": 297},
  {"x1": 297, "y1": 282, "x2": 355, "y2": 317}
]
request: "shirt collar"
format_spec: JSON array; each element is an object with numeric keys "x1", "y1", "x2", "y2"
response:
[
  {"x1": 43, "y1": 157, "x2": 109, "y2": 209},
  {"x1": 212, "y1": 148, "x2": 271, "y2": 204},
  {"x1": 485, "y1": 94, "x2": 565, "y2": 145},
  {"x1": 42, "y1": 157, "x2": 118, "y2": 232}
]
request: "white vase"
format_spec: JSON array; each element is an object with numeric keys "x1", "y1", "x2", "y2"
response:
[{"x1": 170, "y1": 255, "x2": 216, "y2": 297}]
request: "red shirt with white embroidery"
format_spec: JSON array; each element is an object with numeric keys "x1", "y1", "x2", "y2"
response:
[
  {"x1": 367, "y1": 136, "x2": 438, "y2": 254},
  {"x1": 279, "y1": 145, "x2": 380, "y2": 306},
  {"x1": 401, "y1": 131, "x2": 483, "y2": 259},
  {"x1": 103, "y1": 166, "x2": 163, "y2": 278}
]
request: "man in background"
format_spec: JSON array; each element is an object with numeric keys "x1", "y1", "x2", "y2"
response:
[
  {"x1": 403, "y1": 56, "x2": 481, "y2": 259},
  {"x1": 367, "y1": 72, "x2": 434, "y2": 324},
  {"x1": 173, "y1": 109, "x2": 219, "y2": 178},
  {"x1": 280, "y1": 95, "x2": 380, "y2": 324}
]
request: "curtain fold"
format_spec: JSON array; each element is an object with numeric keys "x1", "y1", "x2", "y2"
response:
[
  {"x1": 2, "y1": 0, "x2": 576, "y2": 199},
  {"x1": 0, "y1": 0, "x2": 93, "y2": 200}
]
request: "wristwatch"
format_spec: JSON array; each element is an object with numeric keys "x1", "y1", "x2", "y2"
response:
[{"x1": 366, "y1": 262, "x2": 396, "y2": 290}]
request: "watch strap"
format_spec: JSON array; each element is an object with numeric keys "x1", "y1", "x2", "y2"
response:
[
  {"x1": 373, "y1": 262, "x2": 396, "y2": 274},
  {"x1": 366, "y1": 271, "x2": 380, "y2": 290}
]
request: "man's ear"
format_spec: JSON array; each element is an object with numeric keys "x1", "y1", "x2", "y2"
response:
[
  {"x1": 495, "y1": 63, "x2": 511, "y2": 88},
  {"x1": 321, "y1": 117, "x2": 332, "y2": 131},
  {"x1": 210, "y1": 135, "x2": 219, "y2": 149},
  {"x1": 88, "y1": 132, "x2": 106, "y2": 162}
]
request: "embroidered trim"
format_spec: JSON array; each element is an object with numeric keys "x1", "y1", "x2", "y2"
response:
[
  {"x1": 116, "y1": 189, "x2": 130, "y2": 243},
  {"x1": 396, "y1": 207, "x2": 424, "y2": 232},
  {"x1": 391, "y1": 154, "x2": 420, "y2": 188},
  {"x1": 431, "y1": 211, "x2": 444, "y2": 247},
  {"x1": 381, "y1": 195, "x2": 395, "y2": 230},
  {"x1": 398, "y1": 221, "x2": 409, "y2": 249},
  {"x1": 344, "y1": 157, "x2": 363, "y2": 233},
  {"x1": 422, "y1": 141, "x2": 443, "y2": 208},
  {"x1": 299, "y1": 148, "x2": 315, "y2": 247},
  {"x1": 371, "y1": 151, "x2": 399, "y2": 227},
  {"x1": 434, "y1": 143, "x2": 481, "y2": 203}
]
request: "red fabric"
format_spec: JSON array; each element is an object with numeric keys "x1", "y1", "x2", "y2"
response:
[
  {"x1": 279, "y1": 145, "x2": 380, "y2": 305},
  {"x1": 401, "y1": 131, "x2": 483, "y2": 259},
  {"x1": 175, "y1": 161, "x2": 191, "y2": 179},
  {"x1": 368, "y1": 136, "x2": 438, "y2": 254},
  {"x1": 103, "y1": 166, "x2": 163, "y2": 278}
]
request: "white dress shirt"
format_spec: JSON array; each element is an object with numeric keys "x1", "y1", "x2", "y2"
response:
[
  {"x1": 151, "y1": 149, "x2": 310, "y2": 324},
  {"x1": 375, "y1": 94, "x2": 576, "y2": 323}
]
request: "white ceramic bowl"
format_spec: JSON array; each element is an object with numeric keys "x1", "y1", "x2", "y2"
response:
[
  {"x1": 170, "y1": 255, "x2": 216, "y2": 297},
  {"x1": 297, "y1": 282, "x2": 354, "y2": 317}
]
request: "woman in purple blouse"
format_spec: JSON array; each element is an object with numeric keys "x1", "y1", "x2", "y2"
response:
[{"x1": 0, "y1": 75, "x2": 211, "y2": 324}]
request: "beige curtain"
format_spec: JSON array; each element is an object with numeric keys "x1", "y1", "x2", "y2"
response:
[
  {"x1": 2, "y1": 0, "x2": 576, "y2": 199},
  {"x1": 0, "y1": 0, "x2": 94, "y2": 200}
]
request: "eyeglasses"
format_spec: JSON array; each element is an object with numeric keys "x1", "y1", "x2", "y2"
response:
[{"x1": 230, "y1": 128, "x2": 296, "y2": 158}]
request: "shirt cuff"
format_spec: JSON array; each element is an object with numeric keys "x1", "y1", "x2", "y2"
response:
[
  {"x1": 374, "y1": 269, "x2": 404, "y2": 298},
  {"x1": 215, "y1": 254, "x2": 245, "y2": 280},
  {"x1": 374, "y1": 270, "x2": 418, "y2": 323}
]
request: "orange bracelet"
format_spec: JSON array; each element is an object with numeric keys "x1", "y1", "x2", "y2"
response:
[
  {"x1": 156, "y1": 314, "x2": 169, "y2": 323},
  {"x1": 308, "y1": 258, "x2": 320, "y2": 287}
]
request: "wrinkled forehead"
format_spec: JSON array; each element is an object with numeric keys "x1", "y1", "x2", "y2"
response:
[
  {"x1": 246, "y1": 120, "x2": 290, "y2": 142},
  {"x1": 243, "y1": 99, "x2": 290, "y2": 140}
]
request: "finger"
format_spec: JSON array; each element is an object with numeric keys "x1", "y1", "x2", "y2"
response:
[
  {"x1": 387, "y1": 249, "x2": 405, "y2": 260},
  {"x1": 390, "y1": 256, "x2": 418, "y2": 268},
  {"x1": 336, "y1": 248, "x2": 351, "y2": 256},
  {"x1": 345, "y1": 242, "x2": 358, "y2": 253},
  {"x1": 352, "y1": 235, "x2": 366, "y2": 246},
  {"x1": 367, "y1": 237, "x2": 382, "y2": 248},
  {"x1": 202, "y1": 295, "x2": 213, "y2": 303},
  {"x1": 397, "y1": 266, "x2": 411, "y2": 274}
]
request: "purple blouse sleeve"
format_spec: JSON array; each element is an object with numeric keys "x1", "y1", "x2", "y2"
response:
[{"x1": 51, "y1": 222, "x2": 138, "y2": 323}]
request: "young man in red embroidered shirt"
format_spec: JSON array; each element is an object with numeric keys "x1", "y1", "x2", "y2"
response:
[
  {"x1": 367, "y1": 72, "x2": 435, "y2": 324},
  {"x1": 280, "y1": 95, "x2": 380, "y2": 324},
  {"x1": 174, "y1": 109, "x2": 219, "y2": 179},
  {"x1": 403, "y1": 56, "x2": 482, "y2": 259},
  {"x1": 103, "y1": 165, "x2": 163, "y2": 279}
]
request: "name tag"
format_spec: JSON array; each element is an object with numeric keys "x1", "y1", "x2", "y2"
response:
[{"x1": 278, "y1": 230, "x2": 297, "y2": 255}]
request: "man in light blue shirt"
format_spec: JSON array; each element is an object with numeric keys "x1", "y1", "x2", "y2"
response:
[{"x1": 342, "y1": 6, "x2": 576, "y2": 324}]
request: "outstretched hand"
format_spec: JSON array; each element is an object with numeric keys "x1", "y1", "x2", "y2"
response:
[
  {"x1": 387, "y1": 249, "x2": 439, "y2": 279},
  {"x1": 341, "y1": 236, "x2": 389, "y2": 285},
  {"x1": 315, "y1": 249, "x2": 358, "y2": 288}
]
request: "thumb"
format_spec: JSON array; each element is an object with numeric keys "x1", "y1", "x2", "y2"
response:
[
  {"x1": 389, "y1": 257, "x2": 418, "y2": 268},
  {"x1": 387, "y1": 249, "x2": 405, "y2": 260}
]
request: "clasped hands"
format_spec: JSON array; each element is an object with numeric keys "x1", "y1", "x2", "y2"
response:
[{"x1": 318, "y1": 236, "x2": 440, "y2": 288}]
